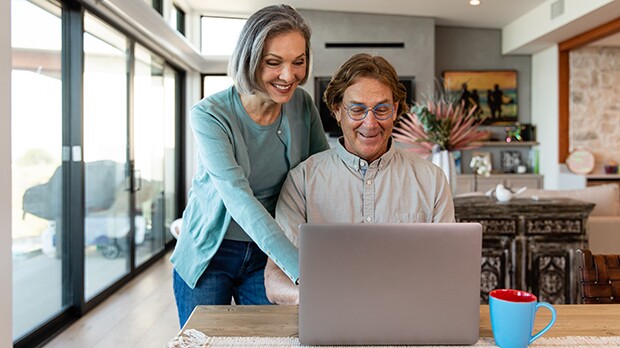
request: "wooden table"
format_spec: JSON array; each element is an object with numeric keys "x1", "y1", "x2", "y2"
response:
[{"x1": 182, "y1": 304, "x2": 620, "y2": 337}]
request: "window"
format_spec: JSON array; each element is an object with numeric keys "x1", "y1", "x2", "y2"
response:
[
  {"x1": 171, "y1": 4, "x2": 185, "y2": 36},
  {"x1": 200, "y1": 16, "x2": 246, "y2": 56},
  {"x1": 202, "y1": 74, "x2": 233, "y2": 98}
]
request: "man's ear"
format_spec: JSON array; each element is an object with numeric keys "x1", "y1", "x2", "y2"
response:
[
  {"x1": 392, "y1": 101, "x2": 400, "y2": 122},
  {"x1": 333, "y1": 104, "x2": 342, "y2": 123}
]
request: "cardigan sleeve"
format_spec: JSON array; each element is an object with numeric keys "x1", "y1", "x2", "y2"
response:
[{"x1": 189, "y1": 102, "x2": 301, "y2": 282}]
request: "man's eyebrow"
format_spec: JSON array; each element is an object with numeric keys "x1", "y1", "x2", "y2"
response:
[{"x1": 346, "y1": 99, "x2": 390, "y2": 106}]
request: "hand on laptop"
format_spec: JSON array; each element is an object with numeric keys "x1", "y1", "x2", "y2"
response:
[{"x1": 265, "y1": 258, "x2": 299, "y2": 305}]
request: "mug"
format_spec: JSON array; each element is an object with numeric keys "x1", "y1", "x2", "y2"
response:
[{"x1": 489, "y1": 289, "x2": 556, "y2": 348}]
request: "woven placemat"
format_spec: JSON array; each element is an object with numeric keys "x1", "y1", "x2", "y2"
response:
[{"x1": 167, "y1": 330, "x2": 620, "y2": 348}]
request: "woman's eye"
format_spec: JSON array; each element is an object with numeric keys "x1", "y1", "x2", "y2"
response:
[
  {"x1": 265, "y1": 60, "x2": 280, "y2": 67},
  {"x1": 293, "y1": 60, "x2": 306, "y2": 66}
]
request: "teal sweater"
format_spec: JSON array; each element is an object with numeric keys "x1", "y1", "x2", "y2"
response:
[{"x1": 171, "y1": 86, "x2": 329, "y2": 288}]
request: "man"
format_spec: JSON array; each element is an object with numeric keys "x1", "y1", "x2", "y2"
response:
[{"x1": 264, "y1": 53, "x2": 455, "y2": 304}]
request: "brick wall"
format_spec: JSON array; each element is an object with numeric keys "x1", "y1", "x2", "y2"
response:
[{"x1": 570, "y1": 47, "x2": 620, "y2": 166}]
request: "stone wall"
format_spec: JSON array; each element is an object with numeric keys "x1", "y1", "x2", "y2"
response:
[{"x1": 570, "y1": 47, "x2": 620, "y2": 167}]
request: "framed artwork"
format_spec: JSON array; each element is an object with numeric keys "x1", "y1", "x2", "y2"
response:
[
  {"x1": 500, "y1": 150, "x2": 522, "y2": 173},
  {"x1": 453, "y1": 150, "x2": 462, "y2": 174},
  {"x1": 442, "y1": 70, "x2": 517, "y2": 125}
]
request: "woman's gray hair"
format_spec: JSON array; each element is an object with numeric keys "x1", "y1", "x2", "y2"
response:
[{"x1": 228, "y1": 4, "x2": 312, "y2": 95}]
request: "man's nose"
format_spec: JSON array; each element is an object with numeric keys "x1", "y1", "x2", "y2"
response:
[{"x1": 362, "y1": 109, "x2": 381, "y2": 126}]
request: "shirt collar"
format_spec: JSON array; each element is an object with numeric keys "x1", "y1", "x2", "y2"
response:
[{"x1": 335, "y1": 137, "x2": 395, "y2": 173}]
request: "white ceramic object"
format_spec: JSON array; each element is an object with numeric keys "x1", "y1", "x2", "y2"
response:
[
  {"x1": 431, "y1": 150, "x2": 457, "y2": 195},
  {"x1": 494, "y1": 184, "x2": 527, "y2": 202}
]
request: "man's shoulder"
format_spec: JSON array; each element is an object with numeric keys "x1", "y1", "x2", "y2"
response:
[{"x1": 291, "y1": 147, "x2": 337, "y2": 172}]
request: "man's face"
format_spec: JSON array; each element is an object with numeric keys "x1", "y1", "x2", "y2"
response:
[{"x1": 334, "y1": 77, "x2": 397, "y2": 162}]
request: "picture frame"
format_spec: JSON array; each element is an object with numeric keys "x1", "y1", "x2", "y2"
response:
[
  {"x1": 442, "y1": 70, "x2": 518, "y2": 125},
  {"x1": 500, "y1": 150, "x2": 522, "y2": 173},
  {"x1": 453, "y1": 150, "x2": 462, "y2": 174},
  {"x1": 470, "y1": 151, "x2": 492, "y2": 174}
]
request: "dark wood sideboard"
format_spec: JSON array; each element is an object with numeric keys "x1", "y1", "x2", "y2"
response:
[{"x1": 454, "y1": 196, "x2": 594, "y2": 304}]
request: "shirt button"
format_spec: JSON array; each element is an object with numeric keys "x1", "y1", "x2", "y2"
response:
[
  {"x1": 366, "y1": 216, "x2": 372, "y2": 222},
  {"x1": 277, "y1": 130, "x2": 282, "y2": 134},
  {"x1": 367, "y1": 180, "x2": 373, "y2": 185}
]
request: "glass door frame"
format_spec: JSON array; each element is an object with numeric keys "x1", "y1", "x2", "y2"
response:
[{"x1": 13, "y1": 1, "x2": 183, "y2": 346}]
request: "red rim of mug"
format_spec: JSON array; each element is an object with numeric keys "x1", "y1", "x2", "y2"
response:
[{"x1": 490, "y1": 289, "x2": 537, "y2": 303}]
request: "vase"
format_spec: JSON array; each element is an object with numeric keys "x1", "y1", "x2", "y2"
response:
[{"x1": 431, "y1": 150, "x2": 457, "y2": 195}]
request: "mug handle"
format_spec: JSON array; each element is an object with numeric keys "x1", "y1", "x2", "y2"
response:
[{"x1": 529, "y1": 302, "x2": 557, "y2": 344}]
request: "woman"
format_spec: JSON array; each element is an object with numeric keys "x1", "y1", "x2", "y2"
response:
[{"x1": 170, "y1": 4, "x2": 329, "y2": 326}]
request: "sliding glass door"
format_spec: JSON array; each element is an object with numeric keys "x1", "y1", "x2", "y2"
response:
[
  {"x1": 11, "y1": 0, "x2": 64, "y2": 340},
  {"x1": 133, "y1": 44, "x2": 166, "y2": 266},
  {"x1": 83, "y1": 12, "x2": 131, "y2": 300},
  {"x1": 11, "y1": 1, "x2": 183, "y2": 346}
]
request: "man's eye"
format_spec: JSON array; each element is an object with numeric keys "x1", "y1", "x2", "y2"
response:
[
  {"x1": 350, "y1": 106, "x2": 366, "y2": 114},
  {"x1": 375, "y1": 106, "x2": 389, "y2": 114}
]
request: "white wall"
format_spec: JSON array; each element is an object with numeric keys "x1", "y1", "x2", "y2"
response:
[
  {"x1": 300, "y1": 10, "x2": 435, "y2": 100},
  {"x1": 531, "y1": 45, "x2": 560, "y2": 189},
  {"x1": 503, "y1": 0, "x2": 617, "y2": 54},
  {"x1": 1, "y1": 0, "x2": 13, "y2": 346}
]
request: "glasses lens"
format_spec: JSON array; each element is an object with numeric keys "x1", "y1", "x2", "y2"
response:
[
  {"x1": 347, "y1": 105, "x2": 367, "y2": 120},
  {"x1": 373, "y1": 104, "x2": 393, "y2": 119}
]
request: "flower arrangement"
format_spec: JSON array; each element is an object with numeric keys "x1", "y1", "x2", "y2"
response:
[
  {"x1": 470, "y1": 154, "x2": 492, "y2": 192},
  {"x1": 393, "y1": 94, "x2": 490, "y2": 155},
  {"x1": 470, "y1": 155, "x2": 492, "y2": 176}
]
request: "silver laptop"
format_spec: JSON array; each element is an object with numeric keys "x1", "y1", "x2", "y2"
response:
[{"x1": 298, "y1": 223, "x2": 482, "y2": 346}]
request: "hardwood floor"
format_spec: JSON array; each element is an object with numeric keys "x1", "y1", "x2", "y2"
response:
[{"x1": 44, "y1": 251, "x2": 180, "y2": 348}]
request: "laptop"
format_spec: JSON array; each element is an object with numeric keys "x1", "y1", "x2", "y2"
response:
[{"x1": 298, "y1": 223, "x2": 482, "y2": 346}]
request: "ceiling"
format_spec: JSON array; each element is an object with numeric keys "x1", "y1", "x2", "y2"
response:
[{"x1": 185, "y1": 0, "x2": 547, "y2": 29}]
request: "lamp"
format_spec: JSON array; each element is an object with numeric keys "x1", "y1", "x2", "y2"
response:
[{"x1": 469, "y1": 0, "x2": 481, "y2": 5}]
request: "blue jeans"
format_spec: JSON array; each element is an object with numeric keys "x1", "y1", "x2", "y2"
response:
[{"x1": 172, "y1": 239, "x2": 272, "y2": 327}]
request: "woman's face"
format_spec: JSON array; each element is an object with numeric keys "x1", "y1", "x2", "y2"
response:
[{"x1": 258, "y1": 31, "x2": 307, "y2": 104}]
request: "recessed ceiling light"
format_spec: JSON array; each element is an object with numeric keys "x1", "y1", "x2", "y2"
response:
[{"x1": 469, "y1": 0, "x2": 481, "y2": 5}]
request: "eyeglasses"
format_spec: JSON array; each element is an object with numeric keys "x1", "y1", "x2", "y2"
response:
[{"x1": 343, "y1": 103, "x2": 395, "y2": 121}]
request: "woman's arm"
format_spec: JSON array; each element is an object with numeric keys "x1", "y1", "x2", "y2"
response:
[{"x1": 190, "y1": 101, "x2": 300, "y2": 282}]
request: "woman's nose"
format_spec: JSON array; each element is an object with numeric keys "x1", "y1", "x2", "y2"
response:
[{"x1": 279, "y1": 65, "x2": 293, "y2": 81}]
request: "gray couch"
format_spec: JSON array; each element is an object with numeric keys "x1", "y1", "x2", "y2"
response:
[{"x1": 520, "y1": 184, "x2": 620, "y2": 254}]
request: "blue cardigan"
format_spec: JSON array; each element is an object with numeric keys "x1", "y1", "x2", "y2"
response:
[{"x1": 171, "y1": 86, "x2": 329, "y2": 288}]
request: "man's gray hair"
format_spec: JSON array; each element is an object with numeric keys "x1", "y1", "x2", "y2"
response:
[{"x1": 228, "y1": 4, "x2": 311, "y2": 95}]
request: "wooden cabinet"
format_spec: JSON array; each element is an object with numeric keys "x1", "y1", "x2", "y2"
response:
[{"x1": 454, "y1": 196, "x2": 594, "y2": 305}]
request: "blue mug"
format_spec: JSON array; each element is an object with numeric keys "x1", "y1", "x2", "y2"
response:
[{"x1": 489, "y1": 289, "x2": 556, "y2": 348}]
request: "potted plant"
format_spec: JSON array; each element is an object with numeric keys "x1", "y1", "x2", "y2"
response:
[{"x1": 393, "y1": 92, "x2": 490, "y2": 193}]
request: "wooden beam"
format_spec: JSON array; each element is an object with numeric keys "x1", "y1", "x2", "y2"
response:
[{"x1": 558, "y1": 17, "x2": 620, "y2": 164}]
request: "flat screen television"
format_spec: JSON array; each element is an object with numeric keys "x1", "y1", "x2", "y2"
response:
[{"x1": 314, "y1": 76, "x2": 416, "y2": 137}]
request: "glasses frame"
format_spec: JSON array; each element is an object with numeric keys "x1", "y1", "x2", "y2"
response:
[{"x1": 342, "y1": 103, "x2": 395, "y2": 121}]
